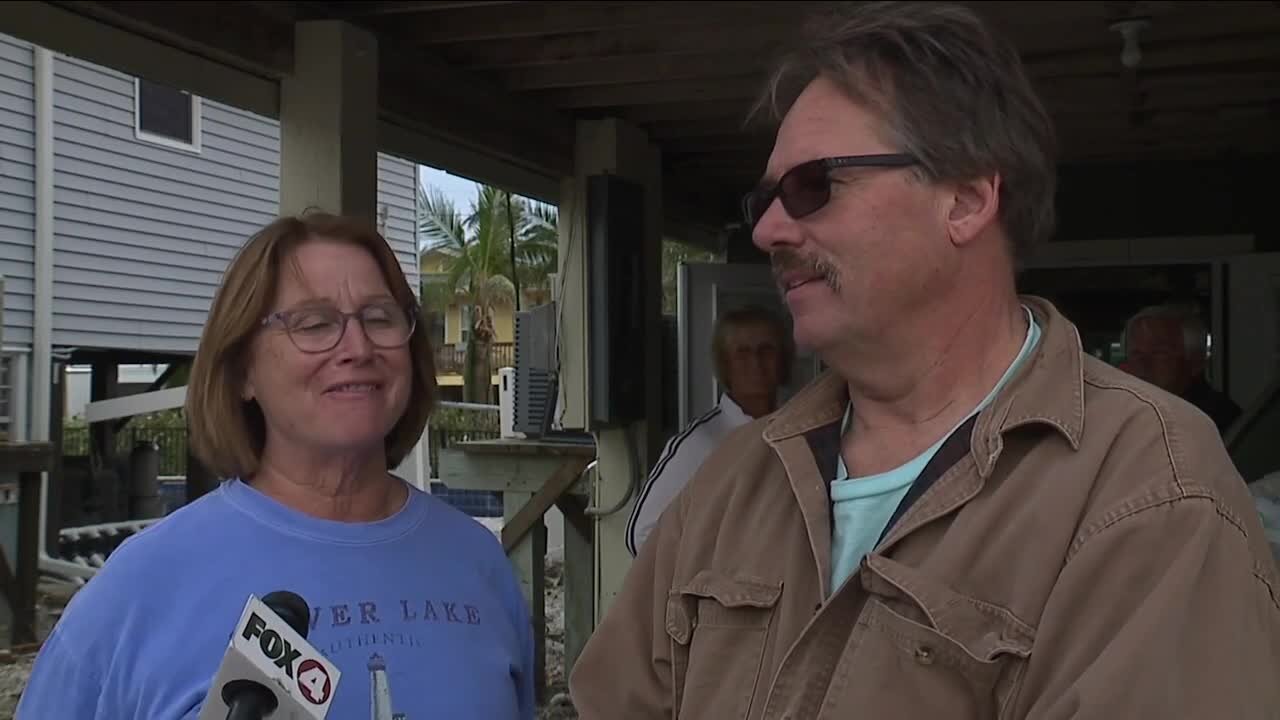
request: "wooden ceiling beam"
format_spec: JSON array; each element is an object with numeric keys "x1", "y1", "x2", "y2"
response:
[
  {"x1": 329, "y1": 1, "x2": 524, "y2": 17},
  {"x1": 1047, "y1": 69, "x2": 1280, "y2": 92},
  {"x1": 44, "y1": 0, "x2": 294, "y2": 77},
  {"x1": 379, "y1": 43, "x2": 574, "y2": 179},
  {"x1": 435, "y1": 21, "x2": 792, "y2": 68},
  {"x1": 657, "y1": 127, "x2": 1277, "y2": 176},
  {"x1": 660, "y1": 134, "x2": 771, "y2": 155},
  {"x1": 645, "y1": 112, "x2": 1278, "y2": 163},
  {"x1": 657, "y1": 126, "x2": 1280, "y2": 164},
  {"x1": 1039, "y1": 78, "x2": 1280, "y2": 115},
  {"x1": 499, "y1": 51, "x2": 767, "y2": 91},
  {"x1": 997, "y1": 2, "x2": 1280, "y2": 60},
  {"x1": 1060, "y1": 127, "x2": 1278, "y2": 150},
  {"x1": 382, "y1": 1, "x2": 816, "y2": 45},
  {"x1": 665, "y1": 151, "x2": 769, "y2": 172},
  {"x1": 534, "y1": 75, "x2": 763, "y2": 109},
  {"x1": 487, "y1": 33, "x2": 1277, "y2": 93},
  {"x1": 551, "y1": 75, "x2": 1276, "y2": 129},
  {"x1": 430, "y1": 4, "x2": 1275, "y2": 74},
  {"x1": 625, "y1": 101, "x2": 757, "y2": 125},
  {"x1": 644, "y1": 118, "x2": 770, "y2": 140},
  {"x1": 1026, "y1": 33, "x2": 1280, "y2": 81},
  {"x1": 1066, "y1": 139, "x2": 1280, "y2": 163}
]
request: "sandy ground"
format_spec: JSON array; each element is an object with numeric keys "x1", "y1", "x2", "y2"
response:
[
  {"x1": 539, "y1": 556, "x2": 579, "y2": 720},
  {"x1": 0, "y1": 656, "x2": 32, "y2": 720},
  {"x1": 0, "y1": 579, "x2": 75, "y2": 719},
  {"x1": 478, "y1": 517, "x2": 579, "y2": 719}
]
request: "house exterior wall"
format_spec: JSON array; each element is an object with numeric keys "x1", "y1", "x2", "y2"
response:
[
  {"x1": 442, "y1": 301, "x2": 515, "y2": 346},
  {"x1": 0, "y1": 33, "x2": 420, "y2": 355},
  {"x1": 0, "y1": 35, "x2": 35, "y2": 347}
]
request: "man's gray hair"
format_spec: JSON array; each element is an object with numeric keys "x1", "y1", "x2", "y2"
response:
[
  {"x1": 752, "y1": 1, "x2": 1058, "y2": 262},
  {"x1": 1124, "y1": 303, "x2": 1209, "y2": 361}
]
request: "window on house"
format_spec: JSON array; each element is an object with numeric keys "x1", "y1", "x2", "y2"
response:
[{"x1": 135, "y1": 78, "x2": 201, "y2": 151}]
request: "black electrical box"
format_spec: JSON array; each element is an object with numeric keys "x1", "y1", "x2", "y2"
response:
[{"x1": 586, "y1": 173, "x2": 647, "y2": 427}]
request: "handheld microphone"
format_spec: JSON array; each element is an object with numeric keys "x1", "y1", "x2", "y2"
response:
[{"x1": 197, "y1": 591, "x2": 342, "y2": 720}]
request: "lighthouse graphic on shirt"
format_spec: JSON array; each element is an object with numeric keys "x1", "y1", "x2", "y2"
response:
[{"x1": 368, "y1": 653, "x2": 406, "y2": 720}]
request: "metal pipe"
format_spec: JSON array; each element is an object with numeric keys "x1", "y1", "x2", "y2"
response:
[
  {"x1": 40, "y1": 556, "x2": 96, "y2": 581},
  {"x1": 33, "y1": 47, "x2": 55, "y2": 573},
  {"x1": 10, "y1": 349, "x2": 28, "y2": 442},
  {"x1": 31, "y1": 48, "x2": 53, "y2": 445},
  {"x1": 584, "y1": 427, "x2": 637, "y2": 517},
  {"x1": 436, "y1": 400, "x2": 499, "y2": 411},
  {"x1": 0, "y1": 275, "x2": 5, "y2": 372},
  {"x1": 59, "y1": 519, "x2": 158, "y2": 541}
]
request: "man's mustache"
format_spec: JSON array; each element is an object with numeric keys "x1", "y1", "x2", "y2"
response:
[{"x1": 771, "y1": 249, "x2": 841, "y2": 293}]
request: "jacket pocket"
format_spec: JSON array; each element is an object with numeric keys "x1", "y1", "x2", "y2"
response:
[
  {"x1": 832, "y1": 557, "x2": 1034, "y2": 719},
  {"x1": 665, "y1": 570, "x2": 783, "y2": 720}
]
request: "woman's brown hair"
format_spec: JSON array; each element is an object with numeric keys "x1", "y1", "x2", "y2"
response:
[{"x1": 186, "y1": 211, "x2": 437, "y2": 480}]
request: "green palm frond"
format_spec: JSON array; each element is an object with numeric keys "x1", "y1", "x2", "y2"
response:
[
  {"x1": 420, "y1": 179, "x2": 559, "y2": 342},
  {"x1": 416, "y1": 185, "x2": 467, "y2": 251}
]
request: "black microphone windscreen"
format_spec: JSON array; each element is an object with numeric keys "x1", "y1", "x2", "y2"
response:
[{"x1": 261, "y1": 590, "x2": 311, "y2": 639}]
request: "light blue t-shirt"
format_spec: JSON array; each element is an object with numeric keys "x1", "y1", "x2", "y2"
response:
[
  {"x1": 829, "y1": 309, "x2": 1042, "y2": 591},
  {"x1": 18, "y1": 478, "x2": 536, "y2": 720}
]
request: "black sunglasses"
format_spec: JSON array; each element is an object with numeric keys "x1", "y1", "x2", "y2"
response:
[{"x1": 741, "y1": 153, "x2": 919, "y2": 227}]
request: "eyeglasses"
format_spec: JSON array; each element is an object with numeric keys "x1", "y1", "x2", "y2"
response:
[
  {"x1": 262, "y1": 301, "x2": 417, "y2": 354},
  {"x1": 741, "y1": 154, "x2": 919, "y2": 228}
]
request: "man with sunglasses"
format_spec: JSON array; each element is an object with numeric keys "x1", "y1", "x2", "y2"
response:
[{"x1": 570, "y1": 2, "x2": 1280, "y2": 718}]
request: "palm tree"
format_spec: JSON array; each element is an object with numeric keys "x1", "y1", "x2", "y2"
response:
[
  {"x1": 516, "y1": 201, "x2": 559, "y2": 305},
  {"x1": 418, "y1": 183, "x2": 557, "y2": 402}
]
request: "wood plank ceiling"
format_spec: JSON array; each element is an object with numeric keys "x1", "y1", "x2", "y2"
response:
[
  {"x1": 303, "y1": 0, "x2": 1280, "y2": 224},
  {"x1": 55, "y1": 0, "x2": 1278, "y2": 232}
]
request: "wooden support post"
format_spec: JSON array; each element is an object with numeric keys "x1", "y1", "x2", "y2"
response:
[
  {"x1": 437, "y1": 441, "x2": 596, "y2": 704},
  {"x1": 89, "y1": 362, "x2": 118, "y2": 464},
  {"x1": 14, "y1": 469, "x2": 41, "y2": 645},
  {"x1": 0, "y1": 443, "x2": 56, "y2": 646},
  {"x1": 556, "y1": 494, "x2": 594, "y2": 679},
  {"x1": 184, "y1": 447, "x2": 217, "y2": 504},
  {"x1": 44, "y1": 364, "x2": 65, "y2": 553},
  {"x1": 504, "y1": 490, "x2": 546, "y2": 705},
  {"x1": 501, "y1": 457, "x2": 590, "y2": 552}
]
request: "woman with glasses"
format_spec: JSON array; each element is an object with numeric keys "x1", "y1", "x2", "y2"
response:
[{"x1": 19, "y1": 212, "x2": 536, "y2": 720}]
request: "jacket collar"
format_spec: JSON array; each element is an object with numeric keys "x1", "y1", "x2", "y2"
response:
[
  {"x1": 718, "y1": 392, "x2": 751, "y2": 426},
  {"x1": 762, "y1": 295, "x2": 1085, "y2": 468}
]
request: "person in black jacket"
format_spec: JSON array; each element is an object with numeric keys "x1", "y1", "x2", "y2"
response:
[{"x1": 1124, "y1": 303, "x2": 1242, "y2": 432}]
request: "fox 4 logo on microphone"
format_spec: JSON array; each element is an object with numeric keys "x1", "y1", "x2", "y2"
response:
[
  {"x1": 197, "y1": 595, "x2": 342, "y2": 720},
  {"x1": 240, "y1": 609, "x2": 333, "y2": 705}
]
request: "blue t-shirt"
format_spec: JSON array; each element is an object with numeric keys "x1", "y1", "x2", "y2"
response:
[{"x1": 17, "y1": 479, "x2": 536, "y2": 720}]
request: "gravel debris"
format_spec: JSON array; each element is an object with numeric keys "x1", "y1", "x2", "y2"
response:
[
  {"x1": 539, "y1": 556, "x2": 578, "y2": 720},
  {"x1": 0, "y1": 578, "x2": 78, "y2": 720}
]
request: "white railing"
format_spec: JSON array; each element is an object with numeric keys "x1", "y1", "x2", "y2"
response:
[
  {"x1": 54, "y1": 519, "x2": 161, "y2": 585},
  {"x1": 44, "y1": 404, "x2": 500, "y2": 583}
]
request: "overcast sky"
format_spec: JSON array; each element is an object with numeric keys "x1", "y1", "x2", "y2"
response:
[{"x1": 418, "y1": 164, "x2": 484, "y2": 218}]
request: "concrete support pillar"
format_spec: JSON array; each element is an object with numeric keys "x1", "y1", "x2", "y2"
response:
[
  {"x1": 279, "y1": 21, "x2": 378, "y2": 221},
  {"x1": 558, "y1": 118, "x2": 664, "y2": 623}
]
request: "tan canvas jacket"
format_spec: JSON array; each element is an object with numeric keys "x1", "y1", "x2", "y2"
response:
[{"x1": 570, "y1": 296, "x2": 1280, "y2": 720}]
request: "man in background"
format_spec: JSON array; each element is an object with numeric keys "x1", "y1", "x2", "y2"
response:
[
  {"x1": 1124, "y1": 303, "x2": 1242, "y2": 432},
  {"x1": 624, "y1": 305, "x2": 792, "y2": 556}
]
